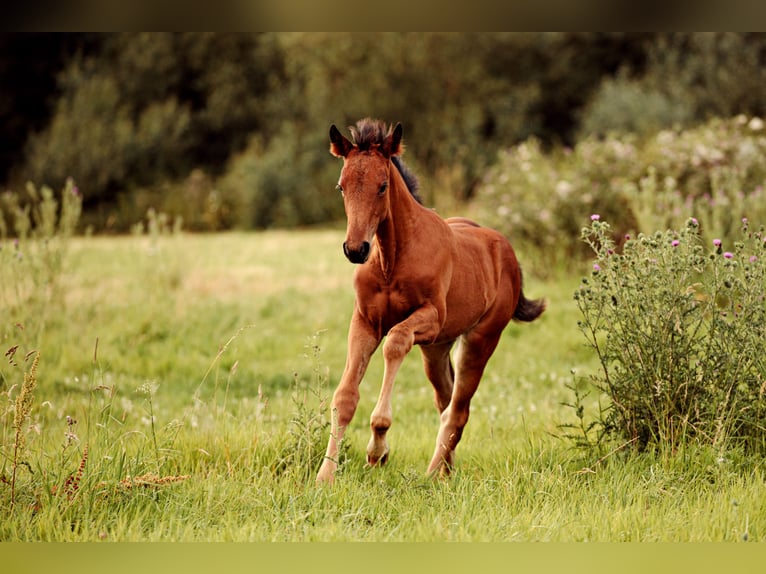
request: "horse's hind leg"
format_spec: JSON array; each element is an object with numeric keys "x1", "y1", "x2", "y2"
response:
[
  {"x1": 426, "y1": 328, "x2": 503, "y2": 477},
  {"x1": 420, "y1": 341, "x2": 455, "y2": 413}
]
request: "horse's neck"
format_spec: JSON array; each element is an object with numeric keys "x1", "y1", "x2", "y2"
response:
[{"x1": 375, "y1": 168, "x2": 422, "y2": 278}]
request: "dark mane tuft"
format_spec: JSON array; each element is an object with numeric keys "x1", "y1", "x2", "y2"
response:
[
  {"x1": 348, "y1": 118, "x2": 422, "y2": 204},
  {"x1": 392, "y1": 156, "x2": 422, "y2": 204},
  {"x1": 348, "y1": 118, "x2": 392, "y2": 152}
]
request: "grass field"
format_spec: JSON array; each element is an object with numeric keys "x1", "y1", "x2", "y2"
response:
[{"x1": 2, "y1": 228, "x2": 765, "y2": 542}]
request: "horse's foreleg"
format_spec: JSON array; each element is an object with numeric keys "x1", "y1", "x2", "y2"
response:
[
  {"x1": 316, "y1": 314, "x2": 378, "y2": 485},
  {"x1": 367, "y1": 303, "x2": 442, "y2": 467}
]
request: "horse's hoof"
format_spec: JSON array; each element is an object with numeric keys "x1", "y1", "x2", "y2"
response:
[{"x1": 366, "y1": 448, "x2": 389, "y2": 467}]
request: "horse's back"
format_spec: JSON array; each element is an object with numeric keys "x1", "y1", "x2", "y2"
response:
[
  {"x1": 447, "y1": 217, "x2": 519, "y2": 272},
  {"x1": 434, "y1": 217, "x2": 521, "y2": 340},
  {"x1": 445, "y1": 216, "x2": 481, "y2": 228}
]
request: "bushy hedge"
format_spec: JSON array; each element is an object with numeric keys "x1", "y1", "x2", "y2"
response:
[{"x1": 474, "y1": 116, "x2": 766, "y2": 273}]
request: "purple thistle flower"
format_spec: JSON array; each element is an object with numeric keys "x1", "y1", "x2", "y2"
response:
[
  {"x1": 593, "y1": 263, "x2": 601, "y2": 272},
  {"x1": 590, "y1": 214, "x2": 600, "y2": 221},
  {"x1": 713, "y1": 238, "x2": 722, "y2": 247},
  {"x1": 724, "y1": 252, "x2": 733, "y2": 259},
  {"x1": 671, "y1": 240, "x2": 680, "y2": 247},
  {"x1": 750, "y1": 255, "x2": 758, "y2": 263}
]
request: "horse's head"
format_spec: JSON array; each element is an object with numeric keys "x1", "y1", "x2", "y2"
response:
[{"x1": 329, "y1": 121, "x2": 403, "y2": 264}]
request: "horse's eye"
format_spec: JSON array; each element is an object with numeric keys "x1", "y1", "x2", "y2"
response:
[
  {"x1": 336, "y1": 184, "x2": 344, "y2": 196},
  {"x1": 378, "y1": 182, "x2": 388, "y2": 195}
]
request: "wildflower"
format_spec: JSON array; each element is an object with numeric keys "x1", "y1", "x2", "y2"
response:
[
  {"x1": 750, "y1": 256, "x2": 758, "y2": 263},
  {"x1": 689, "y1": 217, "x2": 699, "y2": 227},
  {"x1": 713, "y1": 239, "x2": 722, "y2": 247},
  {"x1": 724, "y1": 252, "x2": 733, "y2": 259},
  {"x1": 590, "y1": 214, "x2": 600, "y2": 221},
  {"x1": 593, "y1": 263, "x2": 601, "y2": 272},
  {"x1": 671, "y1": 240, "x2": 680, "y2": 247}
]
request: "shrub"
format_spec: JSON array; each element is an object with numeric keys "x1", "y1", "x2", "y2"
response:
[
  {"x1": 116, "y1": 170, "x2": 233, "y2": 233},
  {"x1": 624, "y1": 116, "x2": 766, "y2": 244},
  {"x1": 573, "y1": 216, "x2": 766, "y2": 453},
  {"x1": 218, "y1": 127, "x2": 343, "y2": 229},
  {"x1": 578, "y1": 74, "x2": 693, "y2": 139},
  {"x1": 474, "y1": 115, "x2": 766, "y2": 273},
  {"x1": 474, "y1": 137, "x2": 640, "y2": 273}
]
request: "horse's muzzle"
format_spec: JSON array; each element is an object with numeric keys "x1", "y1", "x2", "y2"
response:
[{"x1": 343, "y1": 241, "x2": 370, "y2": 264}]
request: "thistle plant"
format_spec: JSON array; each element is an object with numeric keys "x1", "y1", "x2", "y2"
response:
[{"x1": 573, "y1": 215, "x2": 766, "y2": 453}]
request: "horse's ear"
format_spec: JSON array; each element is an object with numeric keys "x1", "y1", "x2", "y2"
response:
[
  {"x1": 329, "y1": 124, "x2": 354, "y2": 158},
  {"x1": 383, "y1": 122, "x2": 404, "y2": 158}
]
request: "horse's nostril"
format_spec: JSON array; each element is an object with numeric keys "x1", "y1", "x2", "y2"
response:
[{"x1": 342, "y1": 241, "x2": 371, "y2": 264}]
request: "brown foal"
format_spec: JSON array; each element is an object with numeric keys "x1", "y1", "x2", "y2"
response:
[{"x1": 316, "y1": 118, "x2": 545, "y2": 484}]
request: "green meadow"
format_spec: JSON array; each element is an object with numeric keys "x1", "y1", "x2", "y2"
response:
[{"x1": 2, "y1": 227, "x2": 764, "y2": 541}]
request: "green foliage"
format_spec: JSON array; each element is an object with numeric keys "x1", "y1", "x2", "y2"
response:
[
  {"x1": 579, "y1": 33, "x2": 766, "y2": 140},
  {"x1": 578, "y1": 73, "x2": 693, "y2": 138},
  {"x1": 624, "y1": 116, "x2": 766, "y2": 244},
  {"x1": 474, "y1": 115, "x2": 766, "y2": 273},
  {"x1": 118, "y1": 169, "x2": 233, "y2": 232},
  {"x1": 473, "y1": 135, "x2": 639, "y2": 273},
  {"x1": 24, "y1": 66, "x2": 191, "y2": 199},
  {"x1": 218, "y1": 127, "x2": 343, "y2": 229},
  {"x1": 20, "y1": 33, "x2": 277, "y2": 230},
  {"x1": 641, "y1": 33, "x2": 766, "y2": 122},
  {"x1": 574, "y1": 217, "x2": 766, "y2": 453}
]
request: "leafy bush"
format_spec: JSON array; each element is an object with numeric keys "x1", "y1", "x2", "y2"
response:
[
  {"x1": 218, "y1": 127, "x2": 343, "y2": 229},
  {"x1": 624, "y1": 116, "x2": 766, "y2": 243},
  {"x1": 578, "y1": 74, "x2": 693, "y2": 138},
  {"x1": 640, "y1": 33, "x2": 766, "y2": 122},
  {"x1": 23, "y1": 68, "x2": 191, "y2": 200},
  {"x1": 115, "y1": 169, "x2": 234, "y2": 232},
  {"x1": 474, "y1": 116, "x2": 766, "y2": 273},
  {"x1": 573, "y1": 216, "x2": 766, "y2": 453},
  {"x1": 474, "y1": 136, "x2": 640, "y2": 273}
]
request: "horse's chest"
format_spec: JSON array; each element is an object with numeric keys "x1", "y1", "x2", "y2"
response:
[{"x1": 358, "y1": 283, "x2": 422, "y2": 334}]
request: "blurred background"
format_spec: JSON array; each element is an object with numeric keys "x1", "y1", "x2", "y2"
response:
[{"x1": 2, "y1": 32, "x2": 766, "y2": 265}]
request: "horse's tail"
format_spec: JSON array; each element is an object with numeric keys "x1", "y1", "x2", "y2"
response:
[{"x1": 513, "y1": 270, "x2": 546, "y2": 322}]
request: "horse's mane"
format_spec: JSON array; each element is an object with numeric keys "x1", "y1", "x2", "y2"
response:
[{"x1": 348, "y1": 118, "x2": 423, "y2": 205}]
